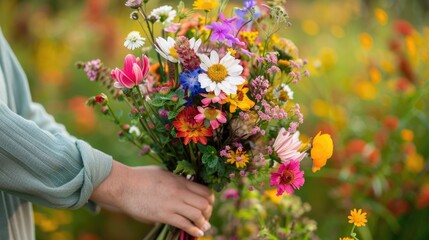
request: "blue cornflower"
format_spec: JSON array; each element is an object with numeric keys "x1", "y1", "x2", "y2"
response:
[{"x1": 179, "y1": 68, "x2": 206, "y2": 96}]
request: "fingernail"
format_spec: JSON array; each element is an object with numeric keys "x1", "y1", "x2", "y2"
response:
[
  {"x1": 197, "y1": 230, "x2": 204, "y2": 237},
  {"x1": 202, "y1": 222, "x2": 211, "y2": 232}
]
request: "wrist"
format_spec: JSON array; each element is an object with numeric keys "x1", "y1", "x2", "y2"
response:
[{"x1": 90, "y1": 160, "x2": 129, "y2": 208}]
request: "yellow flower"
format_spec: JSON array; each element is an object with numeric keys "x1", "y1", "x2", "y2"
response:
[
  {"x1": 401, "y1": 129, "x2": 414, "y2": 142},
  {"x1": 193, "y1": 0, "x2": 219, "y2": 12},
  {"x1": 359, "y1": 32, "x2": 373, "y2": 49},
  {"x1": 339, "y1": 238, "x2": 353, "y2": 240},
  {"x1": 405, "y1": 152, "x2": 425, "y2": 173},
  {"x1": 355, "y1": 80, "x2": 377, "y2": 100},
  {"x1": 240, "y1": 31, "x2": 259, "y2": 45},
  {"x1": 348, "y1": 208, "x2": 368, "y2": 227},
  {"x1": 311, "y1": 131, "x2": 333, "y2": 173},
  {"x1": 224, "y1": 83, "x2": 255, "y2": 113},
  {"x1": 302, "y1": 20, "x2": 319, "y2": 36},
  {"x1": 226, "y1": 150, "x2": 249, "y2": 168},
  {"x1": 227, "y1": 48, "x2": 236, "y2": 55},
  {"x1": 198, "y1": 237, "x2": 213, "y2": 240},
  {"x1": 264, "y1": 189, "x2": 283, "y2": 205},
  {"x1": 374, "y1": 8, "x2": 388, "y2": 25}
]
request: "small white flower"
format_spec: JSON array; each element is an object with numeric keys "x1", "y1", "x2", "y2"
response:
[
  {"x1": 124, "y1": 31, "x2": 146, "y2": 50},
  {"x1": 155, "y1": 37, "x2": 201, "y2": 63},
  {"x1": 281, "y1": 84, "x2": 294, "y2": 100},
  {"x1": 198, "y1": 50, "x2": 245, "y2": 96},
  {"x1": 150, "y1": 5, "x2": 176, "y2": 25},
  {"x1": 129, "y1": 125, "x2": 141, "y2": 137}
]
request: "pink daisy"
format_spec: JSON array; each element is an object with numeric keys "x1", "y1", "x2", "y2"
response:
[
  {"x1": 194, "y1": 106, "x2": 227, "y2": 130},
  {"x1": 273, "y1": 128, "x2": 307, "y2": 163},
  {"x1": 270, "y1": 160, "x2": 305, "y2": 196}
]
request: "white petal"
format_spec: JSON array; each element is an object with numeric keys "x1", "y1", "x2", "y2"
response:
[
  {"x1": 214, "y1": 86, "x2": 221, "y2": 96},
  {"x1": 199, "y1": 54, "x2": 213, "y2": 68},
  {"x1": 210, "y1": 50, "x2": 219, "y2": 63},
  {"x1": 193, "y1": 39, "x2": 202, "y2": 52},
  {"x1": 227, "y1": 65, "x2": 243, "y2": 76}
]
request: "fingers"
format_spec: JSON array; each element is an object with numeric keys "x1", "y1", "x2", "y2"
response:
[
  {"x1": 185, "y1": 182, "x2": 213, "y2": 203},
  {"x1": 166, "y1": 214, "x2": 205, "y2": 238},
  {"x1": 202, "y1": 204, "x2": 213, "y2": 220},
  {"x1": 183, "y1": 194, "x2": 213, "y2": 220},
  {"x1": 176, "y1": 203, "x2": 210, "y2": 231}
]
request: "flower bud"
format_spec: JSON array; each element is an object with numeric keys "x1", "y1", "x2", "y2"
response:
[
  {"x1": 130, "y1": 11, "x2": 139, "y2": 20},
  {"x1": 159, "y1": 86, "x2": 171, "y2": 95},
  {"x1": 171, "y1": 95, "x2": 179, "y2": 102},
  {"x1": 100, "y1": 106, "x2": 109, "y2": 114},
  {"x1": 122, "y1": 124, "x2": 130, "y2": 131},
  {"x1": 95, "y1": 93, "x2": 108, "y2": 105}
]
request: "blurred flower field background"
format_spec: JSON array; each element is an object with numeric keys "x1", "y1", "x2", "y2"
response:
[{"x1": 1, "y1": 0, "x2": 429, "y2": 239}]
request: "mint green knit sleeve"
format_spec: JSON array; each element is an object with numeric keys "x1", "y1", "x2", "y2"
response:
[
  {"x1": 0, "y1": 102, "x2": 113, "y2": 209},
  {"x1": 0, "y1": 28, "x2": 113, "y2": 210}
]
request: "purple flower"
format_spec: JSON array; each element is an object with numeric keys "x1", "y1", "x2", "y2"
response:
[
  {"x1": 125, "y1": 0, "x2": 142, "y2": 8},
  {"x1": 206, "y1": 13, "x2": 243, "y2": 47},
  {"x1": 84, "y1": 59, "x2": 101, "y2": 81}
]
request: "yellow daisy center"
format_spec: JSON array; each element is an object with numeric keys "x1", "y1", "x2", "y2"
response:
[
  {"x1": 169, "y1": 47, "x2": 178, "y2": 59},
  {"x1": 203, "y1": 108, "x2": 219, "y2": 120},
  {"x1": 207, "y1": 63, "x2": 227, "y2": 83}
]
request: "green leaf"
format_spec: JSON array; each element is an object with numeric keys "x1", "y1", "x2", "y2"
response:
[
  {"x1": 168, "y1": 110, "x2": 179, "y2": 119},
  {"x1": 150, "y1": 97, "x2": 165, "y2": 107},
  {"x1": 173, "y1": 160, "x2": 196, "y2": 175}
]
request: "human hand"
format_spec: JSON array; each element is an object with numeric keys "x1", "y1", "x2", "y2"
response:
[{"x1": 90, "y1": 161, "x2": 214, "y2": 237}]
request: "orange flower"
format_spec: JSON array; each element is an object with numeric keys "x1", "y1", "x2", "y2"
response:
[
  {"x1": 311, "y1": 132, "x2": 333, "y2": 172},
  {"x1": 172, "y1": 107, "x2": 213, "y2": 145},
  {"x1": 348, "y1": 208, "x2": 367, "y2": 227}
]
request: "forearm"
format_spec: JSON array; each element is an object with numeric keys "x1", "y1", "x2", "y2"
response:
[{"x1": 0, "y1": 102, "x2": 112, "y2": 209}]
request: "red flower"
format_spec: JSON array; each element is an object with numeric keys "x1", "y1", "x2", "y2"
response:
[
  {"x1": 172, "y1": 107, "x2": 213, "y2": 145},
  {"x1": 394, "y1": 20, "x2": 413, "y2": 36}
]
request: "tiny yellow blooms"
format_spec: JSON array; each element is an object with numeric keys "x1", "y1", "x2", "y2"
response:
[
  {"x1": 359, "y1": 32, "x2": 373, "y2": 49},
  {"x1": 198, "y1": 237, "x2": 213, "y2": 240},
  {"x1": 339, "y1": 238, "x2": 353, "y2": 240},
  {"x1": 227, "y1": 48, "x2": 236, "y2": 55},
  {"x1": 374, "y1": 8, "x2": 388, "y2": 25},
  {"x1": 226, "y1": 150, "x2": 249, "y2": 168},
  {"x1": 405, "y1": 152, "x2": 425, "y2": 173},
  {"x1": 348, "y1": 208, "x2": 367, "y2": 227},
  {"x1": 311, "y1": 131, "x2": 333, "y2": 173},
  {"x1": 240, "y1": 31, "x2": 259, "y2": 45},
  {"x1": 193, "y1": 0, "x2": 219, "y2": 12}
]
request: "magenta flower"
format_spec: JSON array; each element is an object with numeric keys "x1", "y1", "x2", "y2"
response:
[
  {"x1": 111, "y1": 54, "x2": 150, "y2": 89},
  {"x1": 200, "y1": 92, "x2": 227, "y2": 106},
  {"x1": 194, "y1": 106, "x2": 227, "y2": 129},
  {"x1": 270, "y1": 160, "x2": 305, "y2": 196}
]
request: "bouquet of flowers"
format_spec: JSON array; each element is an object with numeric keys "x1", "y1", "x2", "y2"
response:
[{"x1": 78, "y1": 0, "x2": 333, "y2": 239}]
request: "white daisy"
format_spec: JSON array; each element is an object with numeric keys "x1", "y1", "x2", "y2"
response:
[
  {"x1": 155, "y1": 37, "x2": 178, "y2": 63},
  {"x1": 198, "y1": 51, "x2": 245, "y2": 96},
  {"x1": 124, "y1": 31, "x2": 145, "y2": 50},
  {"x1": 150, "y1": 5, "x2": 176, "y2": 25},
  {"x1": 281, "y1": 83, "x2": 294, "y2": 100},
  {"x1": 155, "y1": 37, "x2": 202, "y2": 63}
]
